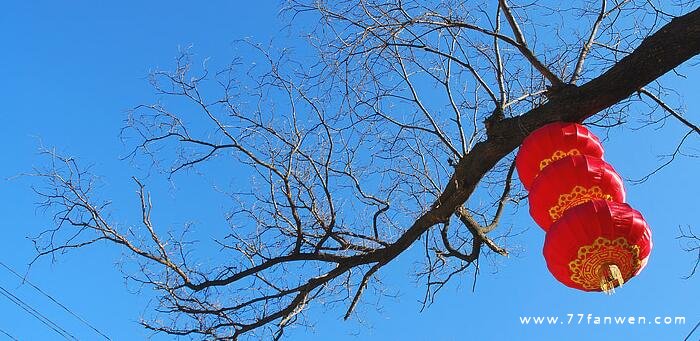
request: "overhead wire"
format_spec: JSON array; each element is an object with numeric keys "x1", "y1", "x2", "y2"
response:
[
  {"x1": 0, "y1": 261, "x2": 110, "y2": 340},
  {"x1": 685, "y1": 318, "x2": 700, "y2": 341},
  {"x1": 0, "y1": 284, "x2": 76, "y2": 340},
  {"x1": 0, "y1": 326, "x2": 19, "y2": 341}
]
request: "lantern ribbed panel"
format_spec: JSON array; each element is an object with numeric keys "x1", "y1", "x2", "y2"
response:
[
  {"x1": 528, "y1": 155, "x2": 626, "y2": 231},
  {"x1": 515, "y1": 122, "x2": 604, "y2": 190},
  {"x1": 543, "y1": 200, "x2": 652, "y2": 292}
]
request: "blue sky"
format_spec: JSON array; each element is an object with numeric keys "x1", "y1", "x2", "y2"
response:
[{"x1": 1, "y1": 1, "x2": 698, "y2": 340}]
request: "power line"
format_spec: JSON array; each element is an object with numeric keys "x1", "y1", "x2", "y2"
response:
[
  {"x1": 0, "y1": 326, "x2": 19, "y2": 341},
  {"x1": 0, "y1": 262, "x2": 110, "y2": 340},
  {"x1": 0, "y1": 284, "x2": 76, "y2": 340}
]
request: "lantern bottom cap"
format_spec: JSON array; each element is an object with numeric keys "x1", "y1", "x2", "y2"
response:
[{"x1": 600, "y1": 263, "x2": 625, "y2": 294}]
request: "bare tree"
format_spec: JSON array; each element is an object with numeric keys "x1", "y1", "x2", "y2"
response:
[{"x1": 29, "y1": 1, "x2": 700, "y2": 339}]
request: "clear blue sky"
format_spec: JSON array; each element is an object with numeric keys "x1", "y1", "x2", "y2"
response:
[{"x1": 1, "y1": 1, "x2": 698, "y2": 340}]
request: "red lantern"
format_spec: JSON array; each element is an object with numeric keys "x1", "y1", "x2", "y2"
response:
[
  {"x1": 543, "y1": 200, "x2": 652, "y2": 292},
  {"x1": 515, "y1": 122, "x2": 604, "y2": 190},
  {"x1": 529, "y1": 155, "x2": 625, "y2": 231}
]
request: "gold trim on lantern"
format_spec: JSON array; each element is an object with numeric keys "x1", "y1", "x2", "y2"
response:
[
  {"x1": 548, "y1": 186, "x2": 613, "y2": 221},
  {"x1": 568, "y1": 237, "x2": 642, "y2": 291},
  {"x1": 538, "y1": 149, "x2": 581, "y2": 170}
]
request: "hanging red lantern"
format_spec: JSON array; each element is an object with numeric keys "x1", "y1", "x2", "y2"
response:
[
  {"x1": 528, "y1": 155, "x2": 625, "y2": 231},
  {"x1": 543, "y1": 200, "x2": 652, "y2": 292},
  {"x1": 515, "y1": 122, "x2": 604, "y2": 190}
]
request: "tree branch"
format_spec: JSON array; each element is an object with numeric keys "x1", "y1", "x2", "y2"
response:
[{"x1": 638, "y1": 88, "x2": 700, "y2": 135}]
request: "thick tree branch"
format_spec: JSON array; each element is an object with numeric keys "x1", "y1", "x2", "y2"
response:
[{"x1": 362, "y1": 6, "x2": 700, "y2": 277}]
